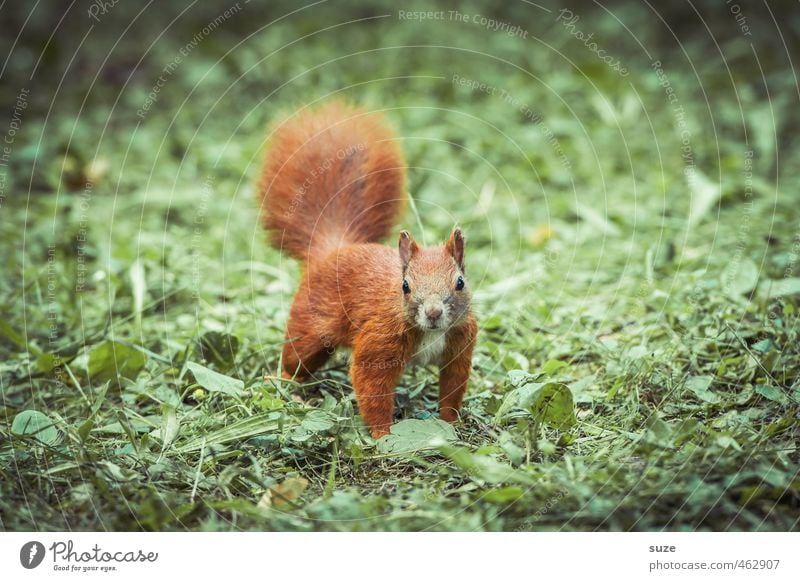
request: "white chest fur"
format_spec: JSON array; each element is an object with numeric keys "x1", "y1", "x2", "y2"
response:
[{"x1": 410, "y1": 330, "x2": 447, "y2": 367}]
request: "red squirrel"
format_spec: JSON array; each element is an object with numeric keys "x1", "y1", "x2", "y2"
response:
[{"x1": 258, "y1": 101, "x2": 477, "y2": 438}]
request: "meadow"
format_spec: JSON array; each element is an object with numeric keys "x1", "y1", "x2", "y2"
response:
[{"x1": 1, "y1": 0, "x2": 798, "y2": 531}]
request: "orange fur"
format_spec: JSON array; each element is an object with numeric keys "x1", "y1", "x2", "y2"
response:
[
  {"x1": 258, "y1": 101, "x2": 477, "y2": 438},
  {"x1": 259, "y1": 101, "x2": 405, "y2": 259}
]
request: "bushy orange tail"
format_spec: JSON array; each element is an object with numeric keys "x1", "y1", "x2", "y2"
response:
[{"x1": 258, "y1": 101, "x2": 406, "y2": 262}]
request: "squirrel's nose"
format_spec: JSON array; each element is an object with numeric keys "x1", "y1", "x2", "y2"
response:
[{"x1": 425, "y1": 305, "x2": 443, "y2": 323}]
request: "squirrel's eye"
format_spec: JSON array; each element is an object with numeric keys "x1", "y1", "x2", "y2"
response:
[
  {"x1": 402, "y1": 279, "x2": 411, "y2": 294},
  {"x1": 456, "y1": 276, "x2": 465, "y2": 291}
]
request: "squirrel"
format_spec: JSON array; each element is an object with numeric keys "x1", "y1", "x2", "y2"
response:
[{"x1": 258, "y1": 101, "x2": 477, "y2": 439}]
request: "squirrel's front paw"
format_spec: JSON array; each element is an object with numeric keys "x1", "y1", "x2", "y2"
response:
[
  {"x1": 370, "y1": 427, "x2": 391, "y2": 439},
  {"x1": 439, "y1": 408, "x2": 461, "y2": 423}
]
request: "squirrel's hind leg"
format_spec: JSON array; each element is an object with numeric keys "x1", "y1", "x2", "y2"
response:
[
  {"x1": 280, "y1": 311, "x2": 336, "y2": 381},
  {"x1": 279, "y1": 280, "x2": 339, "y2": 380},
  {"x1": 280, "y1": 336, "x2": 333, "y2": 381}
]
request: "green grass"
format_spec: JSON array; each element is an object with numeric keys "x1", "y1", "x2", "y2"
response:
[{"x1": 1, "y1": 0, "x2": 799, "y2": 531}]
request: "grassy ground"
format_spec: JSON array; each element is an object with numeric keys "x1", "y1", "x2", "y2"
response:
[{"x1": 1, "y1": 0, "x2": 799, "y2": 531}]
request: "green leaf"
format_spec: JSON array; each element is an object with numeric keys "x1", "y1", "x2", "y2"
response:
[
  {"x1": 538, "y1": 438, "x2": 557, "y2": 455},
  {"x1": 255, "y1": 396, "x2": 285, "y2": 412},
  {"x1": 300, "y1": 410, "x2": 335, "y2": 433},
  {"x1": 154, "y1": 407, "x2": 180, "y2": 449},
  {"x1": 97, "y1": 460, "x2": 140, "y2": 482},
  {"x1": 758, "y1": 277, "x2": 800, "y2": 299},
  {"x1": 482, "y1": 486, "x2": 525, "y2": 503},
  {"x1": 290, "y1": 410, "x2": 337, "y2": 441},
  {"x1": 498, "y1": 431, "x2": 524, "y2": 465},
  {"x1": 90, "y1": 381, "x2": 111, "y2": 416},
  {"x1": 174, "y1": 415, "x2": 281, "y2": 453},
  {"x1": 376, "y1": 419, "x2": 457, "y2": 454},
  {"x1": 186, "y1": 361, "x2": 244, "y2": 396},
  {"x1": 348, "y1": 443, "x2": 364, "y2": 469},
  {"x1": 494, "y1": 370, "x2": 546, "y2": 423},
  {"x1": 541, "y1": 359, "x2": 568, "y2": 375},
  {"x1": 129, "y1": 259, "x2": 146, "y2": 329},
  {"x1": 0, "y1": 319, "x2": 30, "y2": 351},
  {"x1": 195, "y1": 331, "x2": 240, "y2": 370},
  {"x1": 507, "y1": 369, "x2": 536, "y2": 387},
  {"x1": 481, "y1": 315, "x2": 504, "y2": 330},
  {"x1": 645, "y1": 414, "x2": 673, "y2": 440},
  {"x1": 574, "y1": 201, "x2": 621, "y2": 236},
  {"x1": 751, "y1": 339, "x2": 773, "y2": 353},
  {"x1": 627, "y1": 345, "x2": 648, "y2": 360},
  {"x1": 502, "y1": 351, "x2": 530, "y2": 372},
  {"x1": 755, "y1": 384, "x2": 787, "y2": 404},
  {"x1": 687, "y1": 170, "x2": 721, "y2": 228},
  {"x1": 685, "y1": 375, "x2": 720, "y2": 404},
  {"x1": 87, "y1": 341, "x2": 147, "y2": 383},
  {"x1": 721, "y1": 258, "x2": 759, "y2": 297},
  {"x1": 11, "y1": 410, "x2": 61, "y2": 445},
  {"x1": 520, "y1": 382, "x2": 576, "y2": 430},
  {"x1": 762, "y1": 413, "x2": 797, "y2": 437},
  {"x1": 440, "y1": 446, "x2": 535, "y2": 484},
  {"x1": 36, "y1": 352, "x2": 59, "y2": 374},
  {"x1": 77, "y1": 419, "x2": 94, "y2": 443}
]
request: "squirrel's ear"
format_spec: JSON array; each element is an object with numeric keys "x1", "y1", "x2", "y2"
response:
[
  {"x1": 398, "y1": 230, "x2": 419, "y2": 269},
  {"x1": 446, "y1": 227, "x2": 465, "y2": 272}
]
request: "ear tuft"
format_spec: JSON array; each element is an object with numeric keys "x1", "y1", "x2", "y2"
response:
[
  {"x1": 398, "y1": 230, "x2": 419, "y2": 269},
  {"x1": 446, "y1": 227, "x2": 465, "y2": 271}
]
